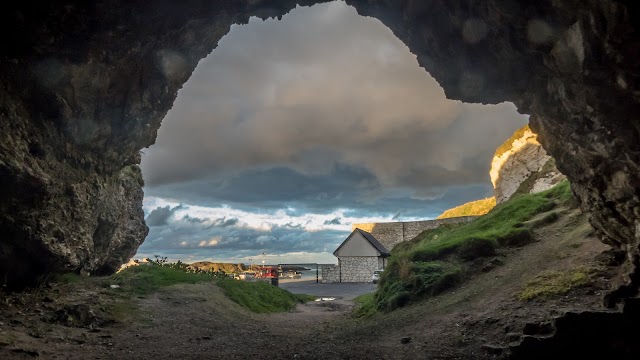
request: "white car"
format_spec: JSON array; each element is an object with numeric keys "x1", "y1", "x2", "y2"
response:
[{"x1": 372, "y1": 270, "x2": 383, "y2": 284}]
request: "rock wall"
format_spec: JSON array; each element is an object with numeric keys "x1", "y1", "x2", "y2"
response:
[
  {"x1": 1, "y1": 1, "x2": 639, "y2": 301},
  {"x1": 353, "y1": 217, "x2": 478, "y2": 251},
  {"x1": 490, "y1": 125, "x2": 566, "y2": 203}
]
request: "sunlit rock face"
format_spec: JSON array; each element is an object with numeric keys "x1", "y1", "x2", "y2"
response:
[
  {"x1": 490, "y1": 125, "x2": 565, "y2": 203},
  {"x1": 0, "y1": 0, "x2": 639, "y2": 294}
]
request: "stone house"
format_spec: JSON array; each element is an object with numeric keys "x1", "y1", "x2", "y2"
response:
[{"x1": 330, "y1": 228, "x2": 390, "y2": 283}]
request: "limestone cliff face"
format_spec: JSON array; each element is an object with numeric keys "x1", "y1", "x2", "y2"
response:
[
  {"x1": 1, "y1": 0, "x2": 639, "y2": 296},
  {"x1": 491, "y1": 126, "x2": 566, "y2": 203}
]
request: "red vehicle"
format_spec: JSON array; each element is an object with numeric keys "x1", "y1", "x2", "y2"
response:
[{"x1": 254, "y1": 266, "x2": 279, "y2": 286}]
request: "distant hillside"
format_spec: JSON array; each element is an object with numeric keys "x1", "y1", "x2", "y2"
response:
[
  {"x1": 188, "y1": 262, "x2": 248, "y2": 273},
  {"x1": 436, "y1": 197, "x2": 496, "y2": 219}
]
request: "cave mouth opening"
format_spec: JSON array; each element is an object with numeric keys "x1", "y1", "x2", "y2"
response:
[{"x1": 137, "y1": 1, "x2": 530, "y2": 265}]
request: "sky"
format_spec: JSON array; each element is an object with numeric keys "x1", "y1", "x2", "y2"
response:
[{"x1": 137, "y1": 1, "x2": 528, "y2": 265}]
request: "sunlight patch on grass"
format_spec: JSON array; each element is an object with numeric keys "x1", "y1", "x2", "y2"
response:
[
  {"x1": 437, "y1": 197, "x2": 496, "y2": 219},
  {"x1": 518, "y1": 268, "x2": 592, "y2": 301}
]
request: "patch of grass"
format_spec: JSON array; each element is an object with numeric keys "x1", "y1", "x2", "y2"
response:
[
  {"x1": 109, "y1": 264, "x2": 218, "y2": 295},
  {"x1": 518, "y1": 268, "x2": 592, "y2": 301},
  {"x1": 106, "y1": 301, "x2": 140, "y2": 323},
  {"x1": 353, "y1": 293, "x2": 377, "y2": 318},
  {"x1": 437, "y1": 197, "x2": 496, "y2": 219},
  {"x1": 55, "y1": 272, "x2": 84, "y2": 284},
  {"x1": 216, "y1": 278, "x2": 314, "y2": 313}
]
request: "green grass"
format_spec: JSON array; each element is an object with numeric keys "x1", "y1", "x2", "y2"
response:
[
  {"x1": 375, "y1": 260, "x2": 462, "y2": 312},
  {"x1": 518, "y1": 267, "x2": 592, "y2": 301},
  {"x1": 372, "y1": 181, "x2": 575, "y2": 312},
  {"x1": 55, "y1": 272, "x2": 85, "y2": 284},
  {"x1": 216, "y1": 278, "x2": 315, "y2": 313},
  {"x1": 109, "y1": 264, "x2": 218, "y2": 295},
  {"x1": 353, "y1": 293, "x2": 377, "y2": 318}
]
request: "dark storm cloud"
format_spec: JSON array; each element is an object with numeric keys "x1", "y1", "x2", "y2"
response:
[
  {"x1": 324, "y1": 217, "x2": 341, "y2": 225},
  {"x1": 145, "y1": 204, "x2": 184, "y2": 226},
  {"x1": 144, "y1": 164, "x2": 378, "y2": 211}
]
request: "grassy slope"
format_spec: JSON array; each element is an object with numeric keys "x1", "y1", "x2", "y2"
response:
[
  {"x1": 109, "y1": 265, "x2": 313, "y2": 313},
  {"x1": 368, "y1": 181, "x2": 574, "y2": 313},
  {"x1": 217, "y1": 278, "x2": 315, "y2": 313},
  {"x1": 436, "y1": 197, "x2": 496, "y2": 219}
]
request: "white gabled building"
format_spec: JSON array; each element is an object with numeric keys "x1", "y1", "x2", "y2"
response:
[{"x1": 327, "y1": 228, "x2": 390, "y2": 283}]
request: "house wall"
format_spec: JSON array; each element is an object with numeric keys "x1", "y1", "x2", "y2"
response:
[
  {"x1": 321, "y1": 264, "x2": 339, "y2": 283},
  {"x1": 334, "y1": 232, "x2": 381, "y2": 257},
  {"x1": 338, "y1": 256, "x2": 379, "y2": 282},
  {"x1": 353, "y1": 216, "x2": 478, "y2": 251}
]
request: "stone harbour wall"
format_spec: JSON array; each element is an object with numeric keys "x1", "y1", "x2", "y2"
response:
[{"x1": 353, "y1": 216, "x2": 478, "y2": 251}]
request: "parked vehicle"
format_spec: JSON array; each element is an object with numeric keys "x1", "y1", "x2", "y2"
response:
[{"x1": 372, "y1": 269, "x2": 383, "y2": 284}]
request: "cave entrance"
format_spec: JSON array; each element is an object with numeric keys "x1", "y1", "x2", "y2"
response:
[{"x1": 137, "y1": 1, "x2": 530, "y2": 265}]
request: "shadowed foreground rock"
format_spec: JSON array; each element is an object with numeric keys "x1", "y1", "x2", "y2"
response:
[{"x1": 0, "y1": 1, "x2": 638, "y2": 314}]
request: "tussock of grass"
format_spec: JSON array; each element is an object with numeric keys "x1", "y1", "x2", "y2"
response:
[
  {"x1": 373, "y1": 181, "x2": 575, "y2": 312},
  {"x1": 519, "y1": 268, "x2": 592, "y2": 301},
  {"x1": 375, "y1": 260, "x2": 462, "y2": 312},
  {"x1": 110, "y1": 265, "x2": 218, "y2": 295},
  {"x1": 217, "y1": 278, "x2": 314, "y2": 313},
  {"x1": 437, "y1": 197, "x2": 496, "y2": 219},
  {"x1": 353, "y1": 293, "x2": 377, "y2": 318}
]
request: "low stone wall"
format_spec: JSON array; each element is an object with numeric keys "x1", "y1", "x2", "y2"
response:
[{"x1": 353, "y1": 216, "x2": 478, "y2": 251}]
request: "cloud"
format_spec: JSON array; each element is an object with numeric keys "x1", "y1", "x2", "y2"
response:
[
  {"x1": 145, "y1": 204, "x2": 184, "y2": 226},
  {"x1": 323, "y1": 217, "x2": 341, "y2": 225}
]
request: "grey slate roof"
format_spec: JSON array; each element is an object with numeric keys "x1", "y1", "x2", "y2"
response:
[{"x1": 333, "y1": 228, "x2": 391, "y2": 257}]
